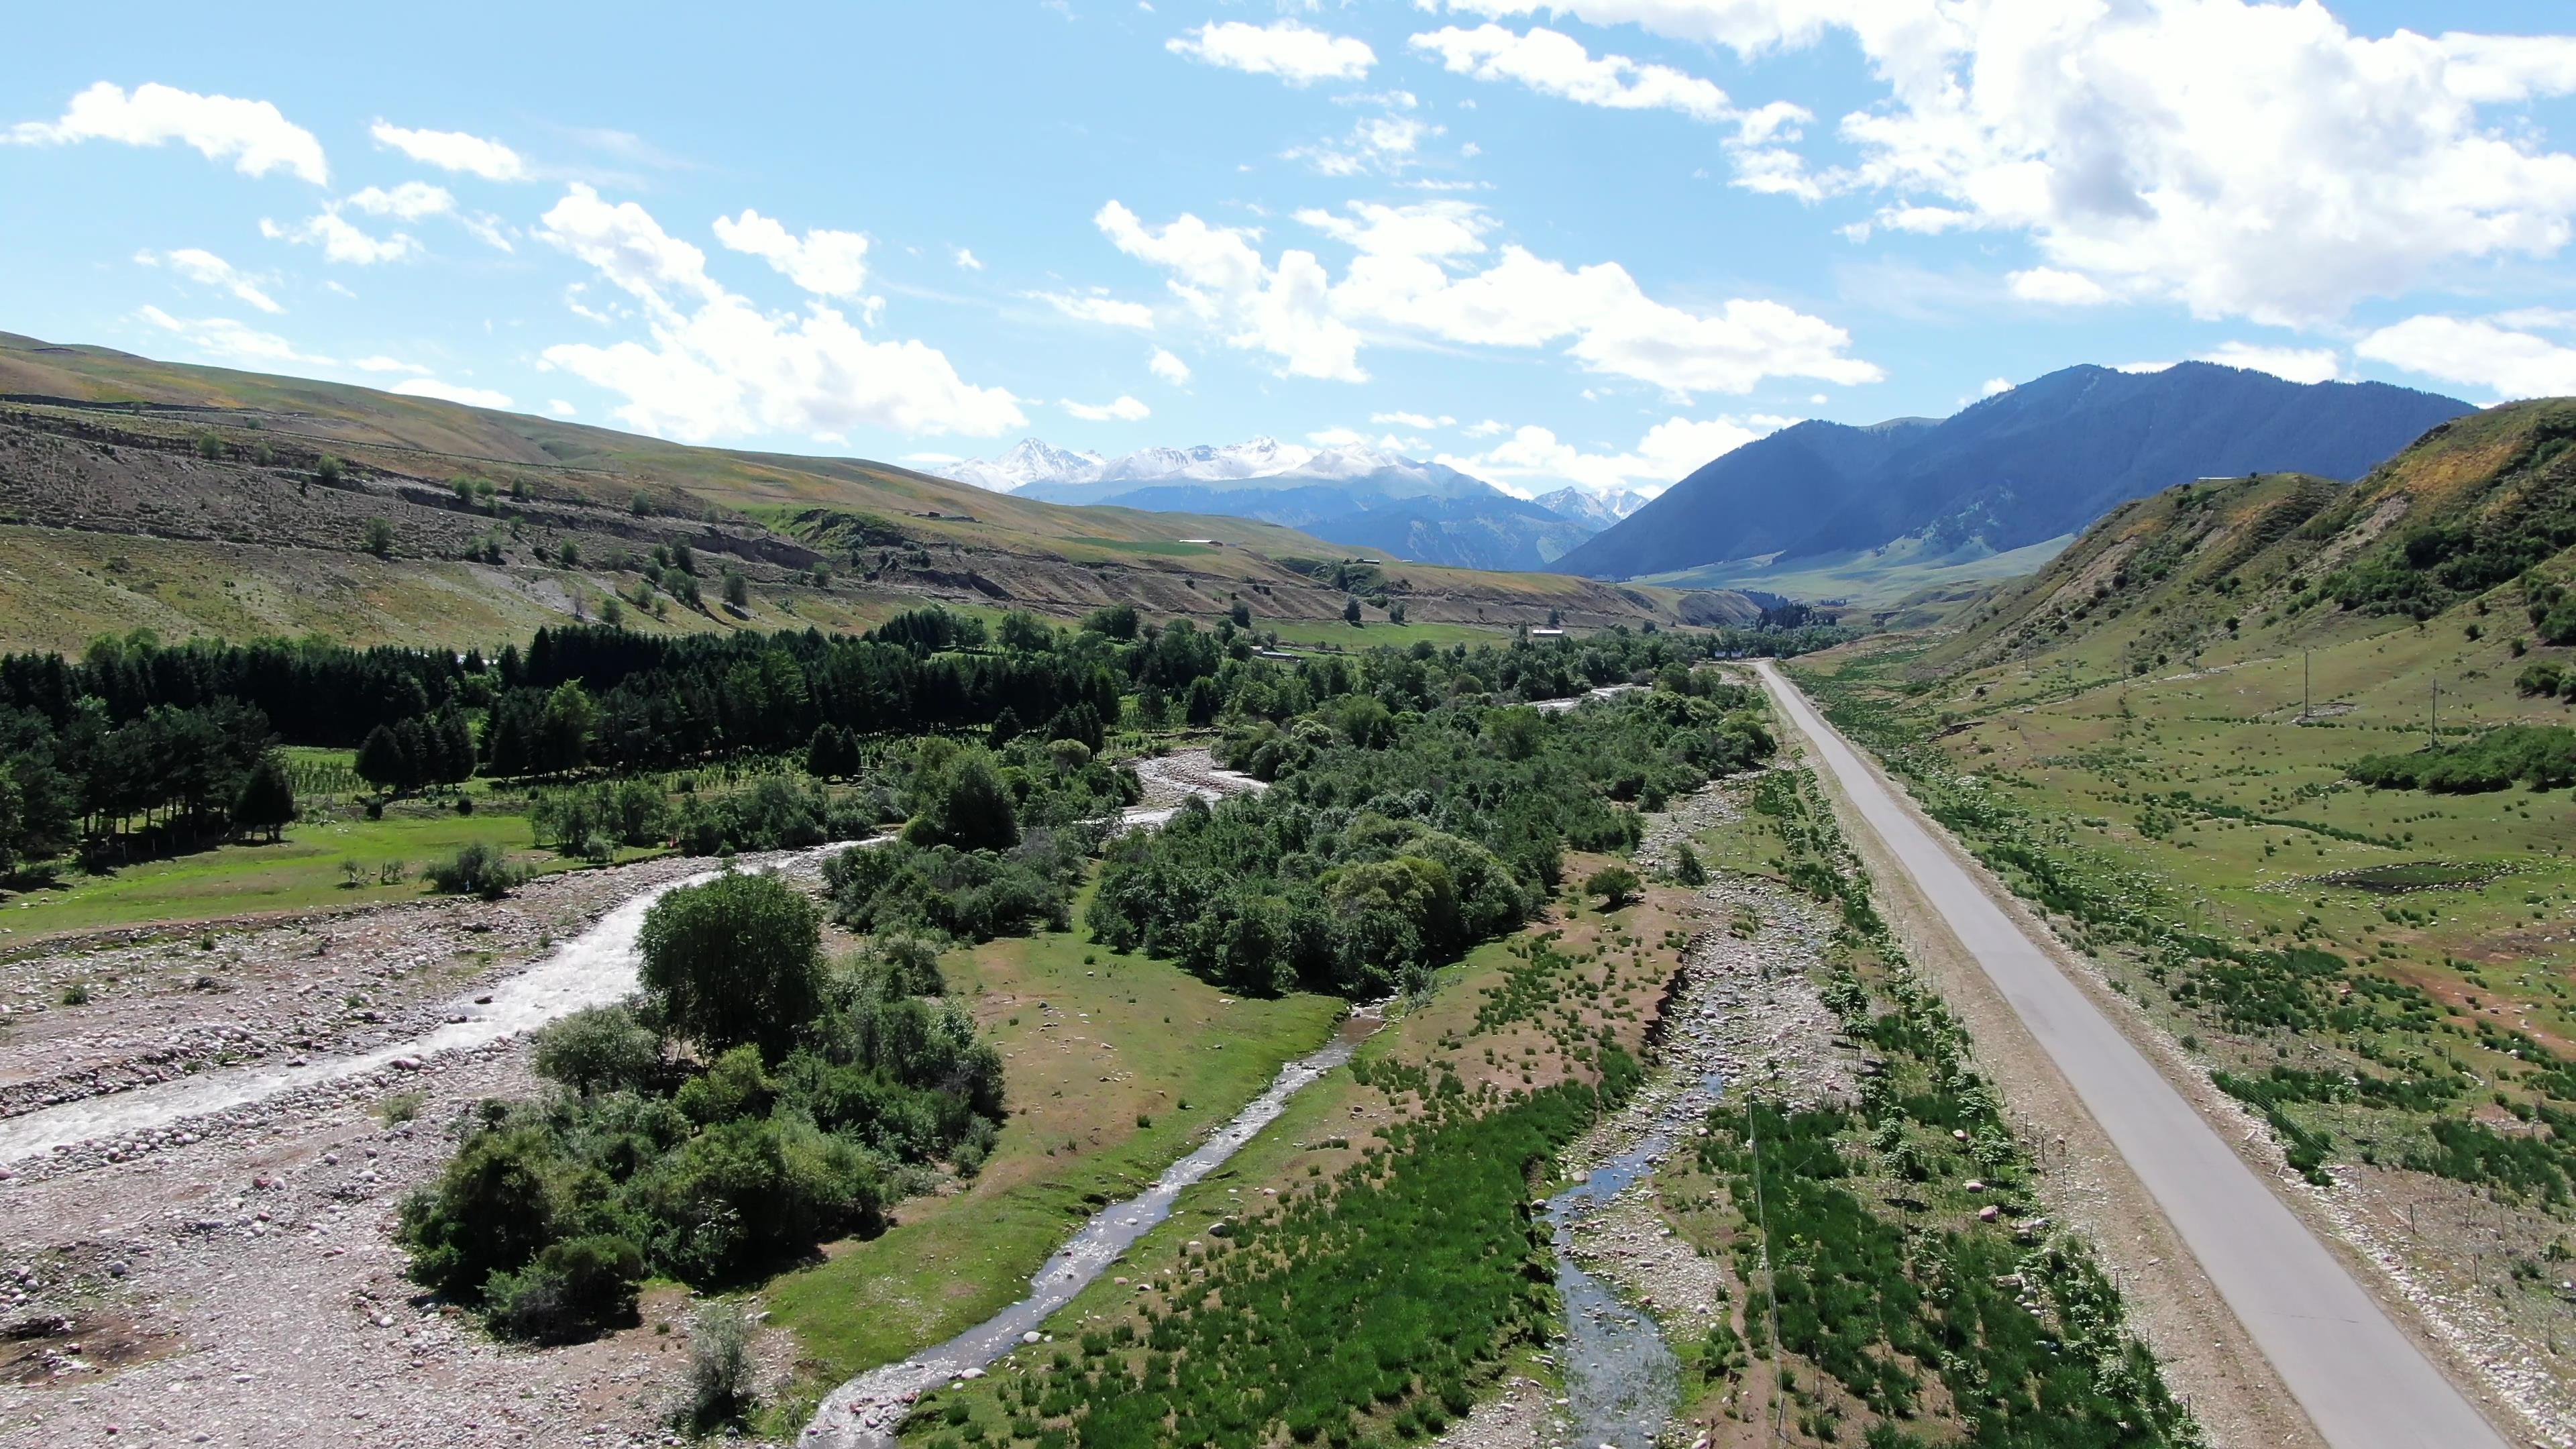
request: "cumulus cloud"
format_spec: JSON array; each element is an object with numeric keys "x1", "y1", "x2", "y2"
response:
[
  {"x1": 1409, "y1": 25, "x2": 1729, "y2": 121},
  {"x1": 9, "y1": 81, "x2": 326, "y2": 183},
  {"x1": 136, "y1": 248, "x2": 280, "y2": 313},
  {"x1": 954, "y1": 247, "x2": 983, "y2": 270},
  {"x1": 2196, "y1": 341, "x2": 2343, "y2": 385},
  {"x1": 1373, "y1": 411, "x2": 1456, "y2": 429},
  {"x1": 1979, "y1": 377, "x2": 2012, "y2": 397},
  {"x1": 1062, "y1": 394, "x2": 1151, "y2": 422},
  {"x1": 344, "y1": 181, "x2": 455, "y2": 220},
  {"x1": 712, "y1": 209, "x2": 871, "y2": 297},
  {"x1": 1036, "y1": 291, "x2": 1157, "y2": 329},
  {"x1": 1438, "y1": 414, "x2": 1782, "y2": 496},
  {"x1": 547, "y1": 399, "x2": 578, "y2": 417},
  {"x1": 351, "y1": 356, "x2": 429, "y2": 374},
  {"x1": 534, "y1": 184, "x2": 1022, "y2": 440},
  {"x1": 2357, "y1": 315, "x2": 2576, "y2": 400},
  {"x1": 370, "y1": 121, "x2": 527, "y2": 180},
  {"x1": 260, "y1": 211, "x2": 421, "y2": 265},
  {"x1": 393, "y1": 377, "x2": 515, "y2": 409},
  {"x1": 1093, "y1": 198, "x2": 1878, "y2": 396},
  {"x1": 1287, "y1": 111, "x2": 1442, "y2": 176},
  {"x1": 1168, "y1": 20, "x2": 1375, "y2": 85},
  {"x1": 1426, "y1": 1, "x2": 2576, "y2": 325},
  {"x1": 1148, "y1": 347, "x2": 1192, "y2": 385}
]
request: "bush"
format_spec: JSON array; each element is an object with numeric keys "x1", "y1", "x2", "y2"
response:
[
  {"x1": 1585, "y1": 865, "x2": 1641, "y2": 909},
  {"x1": 399, "y1": 1126, "x2": 561, "y2": 1300},
  {"x1": 678, "y1": 1307, "x2": 756, "y2": 1430},
  {"x1": 425, "y1": 841, "x2": 527, "y2": 899},
  {"x1": 485, "y1": 1234, "x2": 644, "y2": 1344},
  {"x1": 1668, "y1": 843, "x2": 1707, "y2": 888},
  {"x1": 532, "y1": 1004, "x2": 664, "y2": 1094},
  {"x1": 826, "y1": 836, "x2": 1079, "y2": 941},
  {"x1": 2346, "y1": 725, "x2": 2576, "y2": 793},
  {"x1": 638, "y1": 870, "x2": 824, "y2": 1058}
]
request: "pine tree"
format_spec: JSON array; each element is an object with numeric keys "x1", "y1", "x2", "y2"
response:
[{"x1": 233, "y1": 753, "x2": 297, "y2": 842}]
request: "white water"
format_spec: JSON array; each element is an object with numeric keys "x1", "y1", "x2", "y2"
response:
[{"x1": 800, "y1": 1010, "x2": 1379, "y2": 1448}]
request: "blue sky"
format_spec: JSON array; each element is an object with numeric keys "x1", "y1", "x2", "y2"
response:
[{"x1": 5, "y1": 0, "x2": 2575, "y2": 498}]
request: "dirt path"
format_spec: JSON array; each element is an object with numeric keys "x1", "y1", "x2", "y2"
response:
[{"x1": 1758, "y1": 661, "x2": 2506, "y2": 1449}]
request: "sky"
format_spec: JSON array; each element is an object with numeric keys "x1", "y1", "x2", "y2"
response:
[{"x1": 5, "y1": 0, "x2": 2575, "y2": 501}]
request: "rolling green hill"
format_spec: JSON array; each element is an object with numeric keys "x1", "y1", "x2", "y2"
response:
[{"x1": 0, "y1": 333, "x2": 1752, "y2": 651}]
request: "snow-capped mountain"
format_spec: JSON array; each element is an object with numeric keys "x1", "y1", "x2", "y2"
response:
[
  {"x1": 932, "y1": 437, "x2": 1615, "y2": 572},
  {"x1": 1534, "y1": 486, "x2": 1652, "y2": 528},
  {"x1": 937, "y1": 438, "x2": 1105, "y2": 493}
]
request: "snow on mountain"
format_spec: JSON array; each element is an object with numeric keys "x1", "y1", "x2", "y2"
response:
[
  {"x1": 1534, "y1": 486, "x2": 1651, "y2": 527},
  {"x1": 934, "y1": 438, "x2": 1105, "y2": 492}
]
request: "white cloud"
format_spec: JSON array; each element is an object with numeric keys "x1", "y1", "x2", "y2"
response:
[
  {"x1": 351, "y1": 355, "x2": 429, "y2": 374},
  {"x1": 262, "y1": 211, "x2": 420, "y2": 265},
  {"x1": 1062, "y1": 395, "x2": 1151, "y2": 422},
  {"x1": 1428, "y1": 1, "x2": 2576, "y2": 326},
  {"x1": 1148, "y1": 347, "x2": 1192, "y2": 385},
  {"x1": 547, "y1": 398, "x2": 578, "y2": 417},
  {"x1": 1439, "y1": 414, "x2": 1781, "y2": 496},
  {"x1": 1097, "y1": 198, "x2": 1876, "y2": 395},
  {"x1": 2357, "y1": 315, "x2": 2576, "y2": 400},
  {"x1": 1979, "y1": 378, "x2": 2012, "y2": 397},
  {"x1": 1288, "y1": 112, "x2": 1442, "y2": 176},
  {"x1": 1373, "y1": 411, "x2": 1456, "y2": 429},
  {"x1": 9, "y1": 81, "x2": 326, "y2": 184},
  {"x1": 393, "y1": 377, "x2": 515, "y2": 409},
  {"x1": 369, "y1": 121, "x2": 526, "y2": 181},
  {"x1": 1409, "y1": 25, "x2": 1729, "y2": 121},
  {"x1": 953, "y1": 247, "x2": 984, "y2": 271},
  {"x1": 2007, "y1": 268, "x2": 2110, "y2": 306},
  {"x1": 136, "y1": 305, "x2": 325, "y2": 366},
  {"x1": 535, "y1": 184, "x2": 1023, "y2": 439},
  {"x1": 1036, "y1": 291, "x2": 1158, "y2": 329},
  {"x1": 1296, "y1": 199, "x2": 1491, "y2": 259},
  {"x1": 712, "y1": 209, "x2": 871, "y2": 298},
  {"x1": 136, "y1": 248, "x2": 280, "y2": 314},
  {"x1": 344, "y1": 182, "x2": 455, "y2": 220},
  {"x1": 903, "y1": 451, "x2": 964, "y2": 466},
  {"x1": 1308, "y1": 426, "x2": 1368, "y2": 448},
  {"x1": 1168, "y1": 20, "x2": 1375, "y2": 86},
  {"x1": 2196, "y1": 341, "x2": 2343, "y2": 385},
  {"x1": 2114, "y1": 360, "x2": 2178, "y2": 374},
  {"x1": 1466, "y1": 419, "x2": 1511, "y2": 437}
]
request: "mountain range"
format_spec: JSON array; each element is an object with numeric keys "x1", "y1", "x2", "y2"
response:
[
  {"x1": 934, "y1": 438, "x2": 1646, "y2": 572},
  {"x1": 1554, "y1": 363, "x2": 2475, "y2": 583}
]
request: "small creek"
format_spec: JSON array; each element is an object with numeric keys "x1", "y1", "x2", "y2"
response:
[
  {"x1": 802, "y1": 1008, "x2": 1383, "y2": 1448},
  {"x1": 1542, "y1": 1067, "x2": 1726, "y2": 1449}
]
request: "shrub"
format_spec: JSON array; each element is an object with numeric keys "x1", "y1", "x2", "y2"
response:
[
  {"x1": 362, "y1": 517, "x2": 396, "y2": 557},
  {"x1": 678, "y1": 1307, "x2": 756, "y2": 1430},
  {"x1": 2347, "y1": 725, "x2": 2576, "y2": 793},
  {"x1": 1668, "y1": 842, "x2": 1707, "y2": 888},
  {"x1": 484, "y1": 1234, "x2": 644, "y2": 1344},
  {"x1": 637, "y1": 870, "x2": 824, "y2": 1058},
  {"x1": 425, "y1": 841, "x2": 528, "y2": 899},
  {"x1": 532, "y1": 1004, "x2": 665, "y2": 1094},
  {"x1": 902, "y1": 748, "x2": 1018, "y2": 851},
  {"x1": 1585, "y1": 865, "x2": 1641, "y2": 909}
]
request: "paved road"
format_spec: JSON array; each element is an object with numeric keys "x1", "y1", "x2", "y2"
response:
[{"x1": 1756, "y1": 662, "x2": 2508, "y2": 1449}]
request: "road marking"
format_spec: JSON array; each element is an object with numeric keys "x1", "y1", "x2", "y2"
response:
[{"x1": 1758, "y1": 661, "x2": 2508, "y2": 1449}]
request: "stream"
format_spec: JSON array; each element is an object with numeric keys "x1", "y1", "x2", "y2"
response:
[
  {"x1": 800, "y1": 1007, "x2": 1383, "y2": 1448},
  {"x1": 1542, "y1": 1067, "x2": 1727, "y2": 1449}
]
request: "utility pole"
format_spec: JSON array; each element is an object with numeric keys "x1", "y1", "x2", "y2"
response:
[{"x1": 2302, "y1": 650, "x2": 2310, "y2": 722}]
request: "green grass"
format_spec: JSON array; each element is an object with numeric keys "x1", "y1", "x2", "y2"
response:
[
  {"x1": 0, "y1": 802, "x2": 597, "y2": 941},
  {"x1": 763, "y1": 903, "x2": 1342, "y2": 1387},
  {"x1": 1260, "y1": 615, "x2": 1515, "y2": 648},
  {"x1": 1061, "y1": 537, "x2": 1222, "y2": 557},
  {"x1": 1640, "y1": 532, "x2": 2076, "y2": 610}
]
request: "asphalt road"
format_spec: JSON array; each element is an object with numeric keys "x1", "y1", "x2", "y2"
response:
[{"x1": 1756, "y1": 662, "x2": 2509, "y2": 1449}]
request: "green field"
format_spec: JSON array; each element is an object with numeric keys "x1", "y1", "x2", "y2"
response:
[
  {"x1": 1260, "y1": 614, "x2": 1519, "y2": 648},
  {"x1": 763, "y1": 898, "x2": 1342, "y2": 1394},
  {"x1": 0, "y1": 798, "x2": 603, "y2": 943}
]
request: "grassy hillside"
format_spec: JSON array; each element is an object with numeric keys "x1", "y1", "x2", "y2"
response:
[
  {"x1": 1789, "y1": 396, "x2": 2576, "y2": 1409},
  {"x1": 0, "y1": 332, "x2": 1741, "y2": 649}
]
